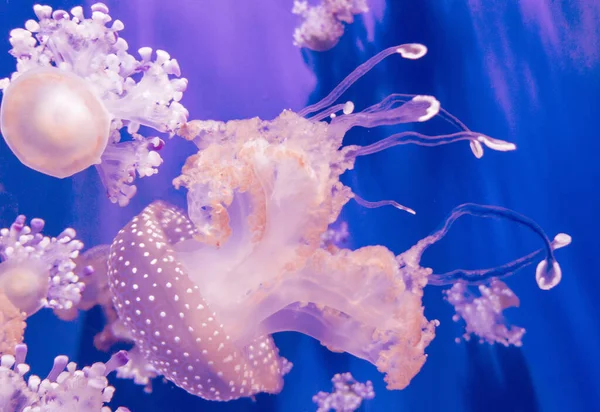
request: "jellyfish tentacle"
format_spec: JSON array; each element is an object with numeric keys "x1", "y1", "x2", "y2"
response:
[
  {"x1": 352, "y1": 193, "x2": 416, "y2": 215},
  {"x1": 397, "y1": 203, "x2": 571, "y2": 289},
  {"x1": 344, "y1": 131, "x2": 516, "y2": 159},
  {"x1": 299, "y1": 44, "x2": 428, "y2": 117}
]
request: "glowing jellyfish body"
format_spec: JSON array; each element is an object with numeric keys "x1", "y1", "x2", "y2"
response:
[
  {"x1": 107, "y1": 44, "x2": 570, "y2": 400},
  {"x1": 0, "y1": 67, "x2": 110, "y2": 178},
  {"x1": 0, "y1": 3, "x2": 189, "y2": 206}
]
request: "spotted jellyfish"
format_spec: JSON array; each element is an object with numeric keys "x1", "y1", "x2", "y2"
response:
[
  {"x1": 106, "y1": 44, "x2": 570, "y2": 401},
  {"x1": 0, "y1": 3, "x2": 188, "y2": 206}
]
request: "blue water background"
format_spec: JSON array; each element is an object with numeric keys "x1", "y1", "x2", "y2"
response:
[{"x1": 0, "y1": 1, "x2": 598, "y2": 411}]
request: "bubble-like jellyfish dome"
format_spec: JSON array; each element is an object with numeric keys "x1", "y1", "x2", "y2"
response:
[{"x1": 0, "y1": 67, "x2": 111, "y2": 178}]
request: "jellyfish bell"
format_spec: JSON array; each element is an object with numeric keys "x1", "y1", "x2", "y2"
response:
[
  {"x1": 107, "y1": 202, "x2": 289, "y2": 401},
  {"x1": 0, "y1": 67, "x2": 111, "y2": 178}
]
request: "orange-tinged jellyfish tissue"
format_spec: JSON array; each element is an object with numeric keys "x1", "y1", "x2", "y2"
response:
[
  {"x1": 106, "y1": 44, "x2": 569, "y2": 401},
  {"x1": 0, "y1": 291, "x2": 26, "y2": 355}
]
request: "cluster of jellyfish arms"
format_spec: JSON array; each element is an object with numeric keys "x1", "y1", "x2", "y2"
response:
[{"x1": 0, "y1": 3, "x2": 571, "y2": 412}]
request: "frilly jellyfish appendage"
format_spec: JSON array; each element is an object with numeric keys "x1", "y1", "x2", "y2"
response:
[
  {"x1": 115, "y1": 345, "x2": 160, "y2": 394},
  {"x1": 313, "y1": 372, "x2": 375, "y2": 412},
  {"x1": 0, "y1": 3, "x2": 188, "y2": 206},
  {"x1": 0, "y1": 215, "x2": 85, "y2": 319},
  {"x1": 0, "y1": 343, "x2": 129, "y2": 411},
  {"x1": 292, "y1": 0, "x2": 369, "y2": 51},
  {"x1": 445, "y1": 279, "x2": 526, "y2": 347},
  {"x1": 171, "y1": 109, "x2": 437, "y2": 391}
]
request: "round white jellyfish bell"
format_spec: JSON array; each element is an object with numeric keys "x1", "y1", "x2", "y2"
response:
[{"x1": 0, "y1": 67, "x2": 111, "y2": 178}]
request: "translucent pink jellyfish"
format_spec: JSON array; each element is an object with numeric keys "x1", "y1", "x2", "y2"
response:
[
  {"x1": 292, "y1": 0, "x2": 369, "y2": 51},
  {"x1": 313, "y1": 373, "x2": 375, "y2": 412},
  {"x1": 0, "y1": 343, "x2": 129, "y2": 411},
  {"x1": 0, "y1": 3, "x2": 188, "y2": 206},
  {"x1": 106, "y1": 44, "x2": 569, "y2": 401},
  {"x1": 0, "y1": 215, "x2": 85, "y2": 320}
]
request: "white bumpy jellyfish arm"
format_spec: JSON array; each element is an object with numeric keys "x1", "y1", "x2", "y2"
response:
[{"x1": 0, "y1": 343, "x2": 130, "y2": 411}]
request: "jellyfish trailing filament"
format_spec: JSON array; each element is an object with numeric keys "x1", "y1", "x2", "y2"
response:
[
  {"x1": 105, "y1": 43, "x2": 570, "y2": 401},
  {"x1": 0, "y1": 3, "x2": 189, "y2": 206}
]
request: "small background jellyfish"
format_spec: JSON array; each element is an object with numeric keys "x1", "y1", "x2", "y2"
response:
[
  {"x1": 292, "y1": 0, "x2": 369, "y2": 51},
  {"x1": 0, "y1": 1, "x2": 598, "y2": 412}
]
